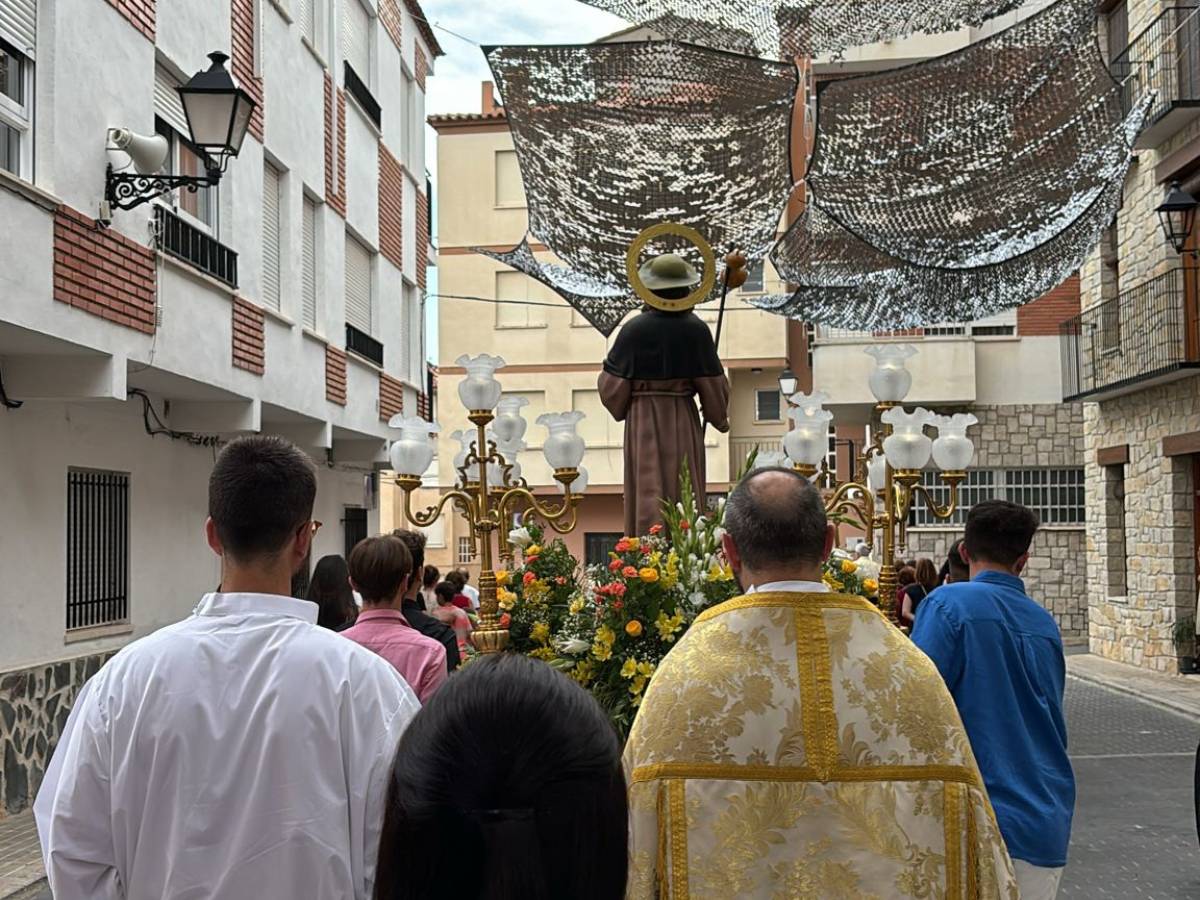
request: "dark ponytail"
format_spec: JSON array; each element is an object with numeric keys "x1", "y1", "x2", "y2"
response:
[{"x1": 373, "y1": 654, "x2": 628, "y2": 900}]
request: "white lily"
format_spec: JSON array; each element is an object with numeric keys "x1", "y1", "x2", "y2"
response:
[
  {"x1": 508, "y1": 526, "x2": 533, "y2": 548},
  {"x1": 556, "y1": 637, "x2": 591, "y2": 656}
]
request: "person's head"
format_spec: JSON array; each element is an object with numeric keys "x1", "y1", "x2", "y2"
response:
[
  {"x1": 914, "y1": 558, "x2": 939, "y2": 591},
  {"x1": 904, "y1": 558, "x2": 917, "y2": 570},
  {"x1": 206, "y1": 436, "x2": 317, "y2": 588},
  {"x1": 434, "y1": 582, "x2": 458, "y2": 607},
  {"x1": 455, "y1": 567, "x2": 473, "y2": 588},
  {"x1": 391, "y1": 529, "x2": 427, "y2": 600},
  {"x1": 348, "y1": 536, "x2": 412, "y2": 608},
  {"x1": 897, "y1": 566, "x2": 917, "y2": 589},
  {"x1": 722, "y1": 468, "x2": 834, "y2": 588},
  {"x1": 423, "y1": 565, "x2": 440, "y2": 590},
  {"x1": 308, "y1": 555, "x2": 357, "y2": 629},
  {"x1": 855, "y1": 542, "x2": 871, "y2": 559},
  {"x1": 373, "y1": 654, "x2": 628, "y2": 900},
  {"x1": 963, "y1": 500, "x2": 1040, "y2": 575},
  {"x1": 945, "y1": 538, "x2": 970, "y2": 583},
  {"x1": 445, "y1": 570, "x2": 466, "y2": 591}
]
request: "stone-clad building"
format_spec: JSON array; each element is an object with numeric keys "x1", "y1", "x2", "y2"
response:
[{"x1": 1065, "y1": 0, "x2": 1200, "y2": 672}]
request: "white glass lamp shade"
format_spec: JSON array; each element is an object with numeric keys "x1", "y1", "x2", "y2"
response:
[
  {"x1": 559, "y1": 465, "x2": 589, "y2": 494},
  {"x1": 386, "y1": 416, "x2": 440, "y2": 477},
  {"x1": 495, "y1": 438, "x2": 526, "y2": 483},
  {"x1": 864, "y1": 344, "x2": 917, "y2": 403},
  {"x1": 450, "y1": 430, "x2": 474, "y2": 472},
  {"x1": 881, "y1": 406, "x2": 934, "y2": 470},
  {"x1": 493, "y1": 395, "x2": 530, "y2": 443},
  {"x1": 754, "y1": 450, "x2": 789, "y2": 470},
  {"x1": 931, "y1": 413, "x2": 978, "y2": 470},
  {"x1": 867, "y1": 451, "x2": 888, "y2": 493},
  {"x1": 784, "y1": 407, "x2": 833, "y2": 467},
  {"x1": 178, "y1": 52, "x2": 256, "y2": 158},
  {"x1": 787, "y1": 389, "x2": 830, "y2": 413},
  {"x1": 537, "y1": 411, "x2": 586, "y2": 469},
  {"x1": 455, "y1": 353, "x2": 506, "y2": 411}
]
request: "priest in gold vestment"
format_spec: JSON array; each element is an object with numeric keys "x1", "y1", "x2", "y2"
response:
[{"x1": 624, "y1": 468, "x2": 1018, "y2": 899}]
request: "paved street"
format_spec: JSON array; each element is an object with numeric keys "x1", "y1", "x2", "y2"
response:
[
  {"x1": 1061, "y1": 676, "x2": 1199, "y2": 898},
  {"x1": 3, "y1": 673, "x2": 1197, "y2": 899}
]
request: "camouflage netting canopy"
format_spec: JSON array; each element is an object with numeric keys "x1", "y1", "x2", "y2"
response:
[
  {"x1": 480, "y1": 41, "x2": 797, "y2": 335},
  {"x1": 756, "y1": 0, "x2": 1150, "y2": 328},
  {"x1": 577, "y1": 0, "x2": 1026, "y2": 59}
]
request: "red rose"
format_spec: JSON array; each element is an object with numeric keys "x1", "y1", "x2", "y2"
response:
[
  {"x1": 649, "y1": 523, "x2": 663, "y2": 535},
  {"x1": 680, "y1": 520, "x2": 691, "y2": 531},
  {"x1": 523, "y1": 571, "x2": 537, "y2": 586},
  {"x1": 609, "y1": 558, "x2": 623, "y2": 572},
  {"x1": 622, "y1": 566, "x2": 639, "y2": 579},
  {"x1": 612, "y1": 599, "x2": 624, "y2": 610},
  {"x1": 499, "y1": 613, "x2": 511, "y2": 628},
  {"x1": 555, "y1": 576, "x2": 567, "y2": 585},
  {"x1": 610, "y1": 582, "x2": 627, "y2": 598},
  {"x1": 614, "y1": 539, "x2": 631, "y2": 553}
]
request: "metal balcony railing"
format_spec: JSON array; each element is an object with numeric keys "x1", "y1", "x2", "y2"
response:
[
  {"x1": 728, "y1": 437, "x2": 782, "y2": 481},
  {"x1": 1060, "y1": 268, "x2": 1200, "y2": 401},
  {"x1": 155, "y1": 206, "x2": 238, "y2": 288},
  {"x1": 1112, "y1": 4, "x2": 1200, "y2": 147}
]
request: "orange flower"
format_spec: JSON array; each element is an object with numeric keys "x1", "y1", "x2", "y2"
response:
[
  {"x1": 499, "y1": 613, "x2": 511, "y2": 628},
  {"x1": 679, "y1": 520, "x2": 691, "y2": 531},
  {"x1": 523, "y1": 571, "x2": 537, "y2": 586},
  {"x1": 555, "y1": 576, "x2": 567, "y2": 585},
  {"x1": 608, "y1": 582, "x2": 627, "y2": 598},
  {"x1": 639, "y1": 567, "x2": 659, "y2": 583},
  {"x1": 614, "y1": 539, "x2": 632, "y2": 553},
  {"x1": 622, "y1": 566, "x2": 639, "y2": 579},
  {"x1": 649, "y1": 523, "x2": 663, "y2": 535},
  {"x1": 609, "y1": 558, "x2": 623, "y2": 572},
  {"x1": 625, "y1": 620, "x2": 643, "y2": 637}
]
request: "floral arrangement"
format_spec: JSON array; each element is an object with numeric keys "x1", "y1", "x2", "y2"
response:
[
  {"x1": 822, "y1": 553, "x2": 881, "y2": 606},
  {"x1": 498, "y1": 523, "x2": 580, "y2": 658}
]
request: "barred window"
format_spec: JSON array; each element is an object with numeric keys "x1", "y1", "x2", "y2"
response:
[
  {"x1": 909, "y1": 468, "x2": 1082, "y2": 528},
  {"x1": 66, "y1": 469, "x2": 130, "y2": 630},
  {"x1": 457, "y1": 536, "x2": 475, "y2": 565}
]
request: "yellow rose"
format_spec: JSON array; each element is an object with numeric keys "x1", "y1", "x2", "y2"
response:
[
  {"x1": 841, "y1": 559, "x2": 857, "y2": 574},
  {"x1": 495, "y1": 570, "x2": 511, "y2": 586},
  {"x1": 620, "y1": 658, "x2": 637, "y2": 679},
  {"x1": 525, "y1": 544, "x2": 542, "y2": 557},
  {"x1": 864, "y1": 578, "x2": 879, "y2": 594},
  {"x1": 569, "y1": 597, "x2": 585, "y2": 615},
  {"x1": 626, "y1": 537, "x2": 641, "y2": 551},
  {"x1": 531, "y1": 621, "x2": 550, "y2": 645},
  {"x1": 625, "y1": 619, "x2": 644, "y2": 637},
  {"x1": 639, "y1": 567, "x2": 659, "y2": 583}
]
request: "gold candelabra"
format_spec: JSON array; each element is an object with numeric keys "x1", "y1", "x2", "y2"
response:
[{"x1": 393, "y1": 409, "x2": 585, "y2": 653}]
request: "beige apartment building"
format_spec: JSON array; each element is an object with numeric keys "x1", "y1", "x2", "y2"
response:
[
  {"x1": 413, "y1": 12, "x2": 1090, "y2": 641},
  {"x1": 1067, "y1": 0, "x2": 1200, "y2": 671}
]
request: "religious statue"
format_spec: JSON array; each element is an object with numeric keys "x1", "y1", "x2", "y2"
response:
[{"x1": 598, "y1": 253, "x2": 731, "y2": 536}]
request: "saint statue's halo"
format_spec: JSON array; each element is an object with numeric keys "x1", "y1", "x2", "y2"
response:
[{"x1": 625, "y1": 222, "x2": 717, "y2": 312}]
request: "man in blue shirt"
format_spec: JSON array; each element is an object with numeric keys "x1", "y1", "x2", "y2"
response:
[{"x1": 912, "y1": 500, "x2": 1075, "y2": 900}]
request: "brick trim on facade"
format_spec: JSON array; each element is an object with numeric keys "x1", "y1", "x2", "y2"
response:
[
  {"x1": 1017, "y1": 273, "x2": 1081, "y2": 336},
  {"x1": 104, "y1": 0, "x2": 155, "y2": 40},
  {"x1": 379, "y1": 146, "x2": 405, "y2": 269},
  {"x1": 54, "y1": 207, "x2": 156, "y2": 334},
  {"x1": 232, "y1": 297, "x2": 266, "y2": 375},
  {"x1": 379, "y1": 373, "x2": 404, "y2": 421},
  {"x1": 415, "y1": 188, "x2": 429, "y2": 289},
  {"x1": 414, "y1": 45, "x2": 428, "y2": 91},
  {"x1": 324, "y1": 74, "x2": 347, "y2": 217},
  {"x1": 379, "y1": 0, "x2": 403, "y2": 49},
  {"x1": 231, "y1": 0, "x2": 265, "y2": 141},
  {"x1": 326, "y1": 346, "x2": 348, "y2": 406},
  {"x1": 417, "y1": 391, "x2": 431, "y2": 421}
]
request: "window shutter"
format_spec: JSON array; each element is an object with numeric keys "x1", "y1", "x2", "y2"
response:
[
  {"x1": 342, "y1": 0, "x2": 370, "y2": 81},
  {"x1": 262, "y1": 162, "x2": 282, "y2": 311},
  {"x1": 297, "y1": 0, "x2": 313, "y2": 41},
  {"x1": 302, "y1": 196, "x2": 317, "y2": 330},
  {"x1": 345, "y1": 235, "x2": 372, "y2": 334},
  {"x1": 0, "y1": 0, "x2": 36, "y2": 56},
  {"x1": 154, "y1": 66, "x2": 189, "y2": 136}
]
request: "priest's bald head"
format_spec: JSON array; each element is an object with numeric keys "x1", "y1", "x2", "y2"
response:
[{"x1": 722, "y1": 467, "x2": 835, "y2": 591}]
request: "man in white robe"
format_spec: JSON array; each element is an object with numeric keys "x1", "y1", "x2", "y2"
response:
[
  {"x1": 35, "y1": 436, "x2": 420, "y2": 900},
  {"x1": 624, "y1": 467, "x2": 1018, "y2": 899}
]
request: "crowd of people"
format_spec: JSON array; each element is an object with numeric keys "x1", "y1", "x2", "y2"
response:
[{"x1": 32, "y1": 436, "x2": 1074, "y2": 899}]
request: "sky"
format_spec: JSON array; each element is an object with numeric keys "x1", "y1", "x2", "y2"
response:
[{"x1": 419, "y1": 1, "x2": 626, "y2": 359}]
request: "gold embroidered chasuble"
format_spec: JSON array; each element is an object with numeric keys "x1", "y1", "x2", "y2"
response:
[{"x1": 624, "y1": 592, "x2": 1018, "y2": 899}]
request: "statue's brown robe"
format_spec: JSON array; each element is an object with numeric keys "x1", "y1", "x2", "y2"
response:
[
  {"x1": 597, "y1": 372, "x2": 729, "y2": 537},
  {"x1": 624, "y1": 591, "x2": 1019, "y2": 899}
]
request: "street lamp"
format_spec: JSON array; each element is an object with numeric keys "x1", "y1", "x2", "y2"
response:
[
  {"x1": 775, "y1": 345, "x2": 975, "y2": 624},
  {"x1": 104, "y1": 52, "x2": 256, "y2": 214},
  {"x1": 1156, "y1": 180, "x2": 1199, "y2": 256},
  {"x1": 389, "y1": 354, "x2": 589, "y2": 653},
  {"x1": 778, "y1": 368, "x2": 799, "y2": 397}
]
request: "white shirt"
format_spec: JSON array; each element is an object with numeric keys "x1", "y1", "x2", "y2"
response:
[
  {"x1": 461, "y1": 583, "x2": 480, "y2": 610},
  {"x1": 35, "y1": 592, "x2": 420, "y2": 900},
  {"x1": 746, "y1": 580, "x2": 831, "y2": 594}
]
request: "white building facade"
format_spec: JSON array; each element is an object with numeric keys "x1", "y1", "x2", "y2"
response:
[{"x1": 0, "y1": 0, "x2": 439, "y2": 816}]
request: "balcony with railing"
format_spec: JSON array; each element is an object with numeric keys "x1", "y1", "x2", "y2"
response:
[
  {"x1": 1061, "y1": 268, "x2": 1200, "y2": 401},
  {"x1": 1113, "y1": 4, "x2": 1200, "y2": 148}
]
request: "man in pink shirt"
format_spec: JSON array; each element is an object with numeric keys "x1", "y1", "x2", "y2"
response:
[{"x1": 342, "y1": 535, "x2": 448, "y2": 703}]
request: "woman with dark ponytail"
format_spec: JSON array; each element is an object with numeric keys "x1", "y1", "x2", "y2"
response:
[{"x1": 373, "y1": 654, "x2": 628, "y2": 900}]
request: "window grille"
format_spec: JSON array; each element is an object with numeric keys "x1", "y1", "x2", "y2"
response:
[
  {"x1": 585, "y1": 532, "x2": 623, "y2": 567},
  {"x1": 66, "y1": 469, "x2": 130, "y2": 630},
  {"x1": 755, "y1": 389, "x2": 781, "y2": 422},
  {"x1": 457, "y1": 536, "x2": 475, "y2": 564},
  {"x1": 909, "y1": 468, "x2": 1084, "y2": 527}
]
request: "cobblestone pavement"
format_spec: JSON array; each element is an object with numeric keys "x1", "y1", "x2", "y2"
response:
[{"x1": 1061, "y1": 676, "x2": 1200, "y2": 898}]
